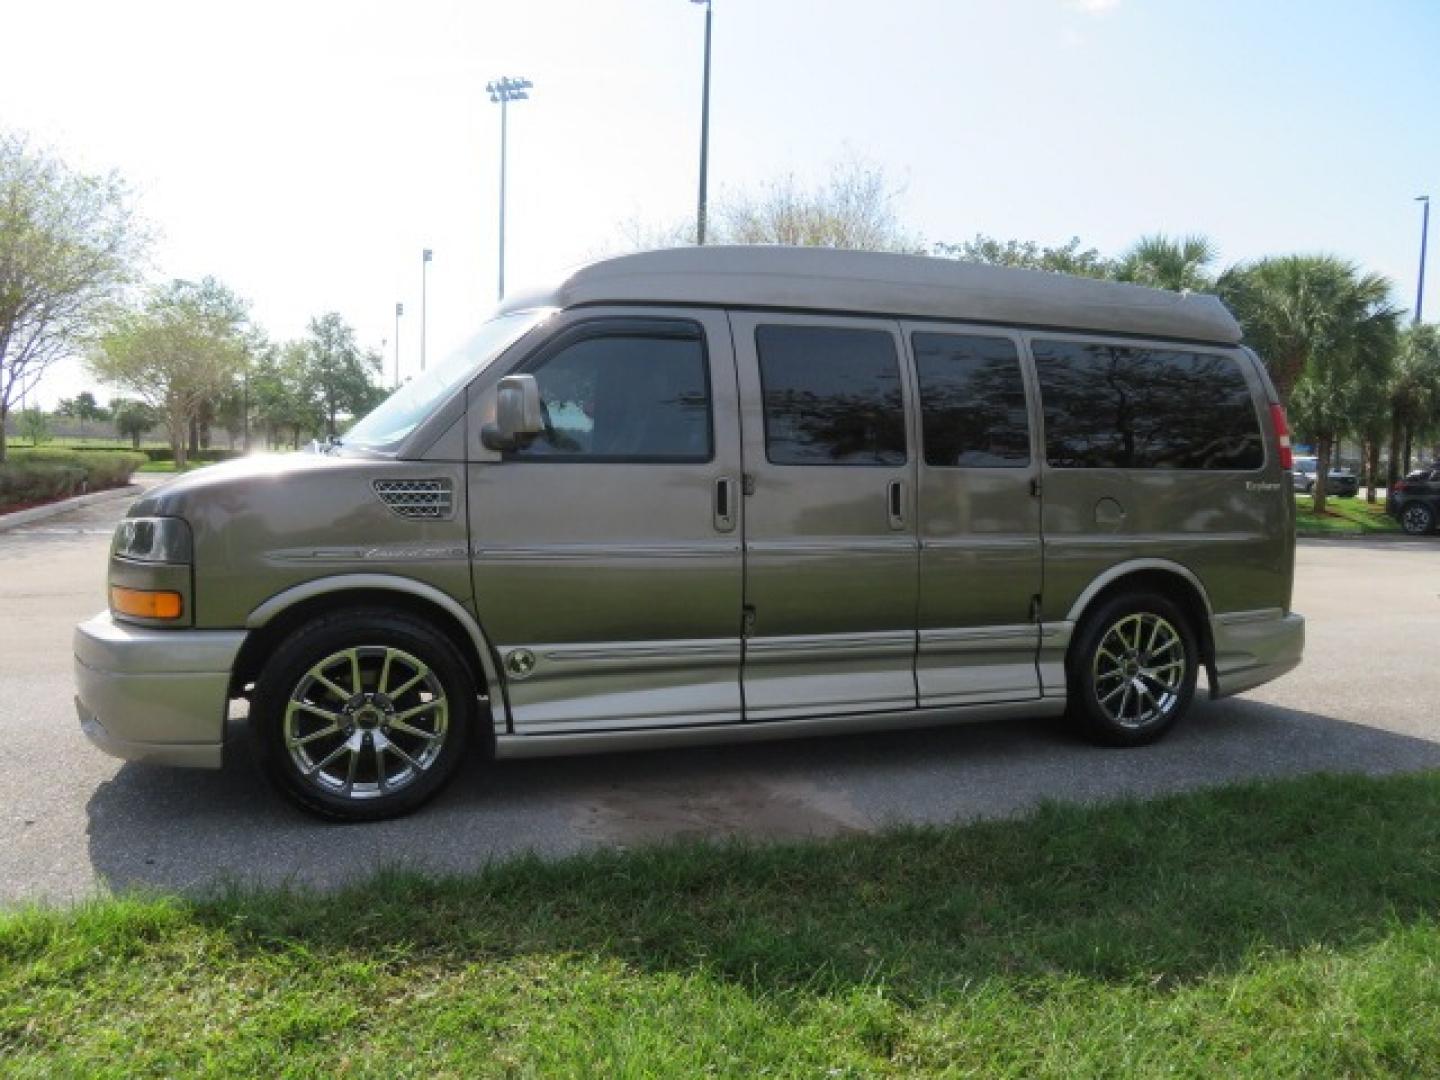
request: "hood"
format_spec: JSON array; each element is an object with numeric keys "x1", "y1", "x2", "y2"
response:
[{"x1": 129, "y1": 451, "x2": 382, "y2": 519}]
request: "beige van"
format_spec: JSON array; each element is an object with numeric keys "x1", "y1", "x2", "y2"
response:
[{"x1": 74, "y1": 247, "x2": 1304, "y2": 820}]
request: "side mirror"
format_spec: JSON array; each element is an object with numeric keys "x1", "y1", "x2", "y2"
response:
[{"x1": 481, "y1": 374, "x2": 542, "y2": 451}]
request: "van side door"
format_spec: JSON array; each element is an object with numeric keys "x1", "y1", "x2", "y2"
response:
[
  {"x1": 468, "y1": 307, "x2": 744, "y2": 733},
  {"x1": 730, "y1": 312, "x2": 919, "y2": 719},
  {"x1": 899, "y1": 323, "x2": 1043, "y2": 705}
]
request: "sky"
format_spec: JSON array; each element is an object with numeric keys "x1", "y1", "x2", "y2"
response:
[{"x1": 4, "y1": 0, "x2": 1439, "y2": 408}]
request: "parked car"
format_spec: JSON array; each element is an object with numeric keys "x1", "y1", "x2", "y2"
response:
[
  {"x1": 1291, "y1": 455, "x2": 1358, "y2": 497},
  {"x1": 1386, "y1": 466, "x2": 1440, "y2": 534},
  {"x1": 74, "y1": 247, "x2": 1305, "y2": 821}
]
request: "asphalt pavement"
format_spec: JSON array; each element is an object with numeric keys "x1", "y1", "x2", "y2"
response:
[{"x1": 2, "y1": 485, "x2": 1437, "y2": 904}]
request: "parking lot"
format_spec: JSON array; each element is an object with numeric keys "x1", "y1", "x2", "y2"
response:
[{"x1": 2, "y1": 487, "x2": 1438, "y2": 905}]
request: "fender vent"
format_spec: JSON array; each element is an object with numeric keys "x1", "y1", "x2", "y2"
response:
[{"x1": 373, "y1": 479, "x2": 454, "y2": 520}]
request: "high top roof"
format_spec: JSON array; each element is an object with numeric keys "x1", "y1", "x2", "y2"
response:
[{"x1": 497, "y1": 246, "x2": 1243, "y2": 345}]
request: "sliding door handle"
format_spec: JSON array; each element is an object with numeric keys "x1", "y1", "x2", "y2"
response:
[
  {"x1": 887, "y1": 479, "x2": 906, "y2": 530},
  {"x1": 714, "y1": 475, "x2": 737, "y2": 533}
]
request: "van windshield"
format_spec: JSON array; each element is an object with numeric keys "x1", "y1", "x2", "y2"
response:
[{"x1": 342, "y1": 309, "x2": 551, "y2": 450}]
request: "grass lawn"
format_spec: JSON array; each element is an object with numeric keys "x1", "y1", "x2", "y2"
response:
[
  {"x1": 1295, "y1": 494, "x2": 1401, "y2": 535},
  {"x1": 3, "y1": 771, "x2": 1439, "y2": 1076}
]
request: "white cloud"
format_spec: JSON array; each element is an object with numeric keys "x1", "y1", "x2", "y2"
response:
[{"x1": 1065, "y1": 0, "x2": 1122, "y2": 14}]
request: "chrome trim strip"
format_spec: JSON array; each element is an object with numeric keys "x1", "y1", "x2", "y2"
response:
[
  {"x1": 921, "y1": 624, "x2": 1035, "y2": 644},
  {"x1": 494, "y1": 698, "x2": 1067, "y2": 759},
  {"x1": 529, "y1": 639, "x2": 741, "y2": 665},
  {"x1": 745, "y1": 631, "x2": 916, "y2": 657},
  {"x1": 1213, "y1": 607, "x2": 1286, "y2": 625},
  {"x1": 920, "y1": 537, "x2": 1041, "y2": 552},
  {"x1": 473, "y1": 542, "x2": 741, "y2": 561},
  {"x1": 1062, "y1": 559, "x2": 1215, "y2": 623},
  {"x1": 745, "y1": 538, "x2": 919, "y2": 556},
  {"x1": 1046, "y1": 533, "x2": 1263, "y2": 549}
]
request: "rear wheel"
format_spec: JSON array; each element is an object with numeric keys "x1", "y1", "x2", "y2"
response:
[
  {"x1": 249, "y1": 609, "x2": 477, "y2": 821},
  {"x1": 1401, "y1": 502, "x2": 1435, "y2": 535},
  {"x1": 1067, "y1": 592, "x2": 1198, "y2": 747}
]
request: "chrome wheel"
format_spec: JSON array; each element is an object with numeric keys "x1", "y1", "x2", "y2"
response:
[
  {"x1": 1091, "y1": 613, "x2": 1186, "y2": 730},
  {"x1": 284, "y1": 646, "x2": 449, "y2": 801}
]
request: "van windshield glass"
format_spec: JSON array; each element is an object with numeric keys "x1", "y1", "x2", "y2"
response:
[{"x1": 342, "y1": 309, "x2": 550, "y2": 450}]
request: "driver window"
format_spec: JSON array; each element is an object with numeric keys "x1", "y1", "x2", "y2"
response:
[{"x1": 511, "y1": 326, "x2": 713, "y2": 463}]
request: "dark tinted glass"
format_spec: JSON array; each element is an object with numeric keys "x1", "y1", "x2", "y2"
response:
[
  {"x1": 1033, "y1": 341, "x2": 1264, "y2": 470},
  {"x1": 756, "y1": 325, "x2": 906, "y2": 465},
  {"x1": 514, "y1": 332, "x2": 711, "y2": 461},
  {"x1": 913, "y1": 333, "x2": 1030, "y2": 467}
]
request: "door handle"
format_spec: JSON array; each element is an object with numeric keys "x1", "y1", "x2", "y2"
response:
[
  {"x1": 887, "y1": 479, "x2": 906, "y2": 530},
  {"x1": 714, "y1": 475, "x2": 737, "y2": 533}
]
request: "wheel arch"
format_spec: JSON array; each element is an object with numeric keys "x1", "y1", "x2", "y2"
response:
[
  {"x1": 1063, "y1": 560, "x2": 1218, "y2": 694},
  {"x1": 233, "y1": 575, "x2": 507, "y2": 732}
]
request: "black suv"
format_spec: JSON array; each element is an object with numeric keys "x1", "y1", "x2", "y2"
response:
[{"x1": 1387, "y1": 467, "x2": 1440, "y2": 534}]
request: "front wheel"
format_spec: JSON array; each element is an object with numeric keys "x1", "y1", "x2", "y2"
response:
[
  {"x1": 1401, "y1": 502, "x2": 1435, "y2": 535},
  {"x1": 249, "y1": 609, "x2": 477, "y2": 821},
  {"x1": 1067, "y1": 592, "x2": 1199, "y2": 747}
]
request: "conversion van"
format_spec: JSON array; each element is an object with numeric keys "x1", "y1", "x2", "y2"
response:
[{"x1": 74, "y1": 247, "x2": 1304, "y2": 820}]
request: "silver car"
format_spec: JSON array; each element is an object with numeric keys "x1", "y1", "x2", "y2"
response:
[{"x1": 74, "y1": 247, "x2": 1305, "y2": 820}]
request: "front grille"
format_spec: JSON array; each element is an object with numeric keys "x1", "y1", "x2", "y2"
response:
[{"x1": 373, "y1": 479, "x2": 454, "y2": 520}]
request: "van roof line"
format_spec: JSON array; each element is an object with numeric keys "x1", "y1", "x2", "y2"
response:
[{"x1": 497, "y1": 246, "x2": 1243, "y2": 346}]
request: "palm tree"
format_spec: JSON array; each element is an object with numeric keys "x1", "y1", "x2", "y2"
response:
[
  {"x1": 1387, "y1": 325, "x2": 1440, "y2": 487},
  {"x1": 1219, "y1": 256, "x2": 1400, "y2": 513},
  {"x1": 1115, "y1": 234, "x2": 1218, "y2": 292}
]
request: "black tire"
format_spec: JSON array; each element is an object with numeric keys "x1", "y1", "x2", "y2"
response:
[
  {"x1": 1066, "y1": 591, "x2": 1199, "y2": 747},
  {"x1": 1400, "y1": 502, "x2": 1435, "y2": 536},
  {"x1": 249, "y1": 608, "x2": 477, "y2": 821}
]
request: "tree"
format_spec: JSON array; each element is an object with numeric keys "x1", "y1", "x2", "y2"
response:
[
  {"x1": 301, "y1": 313, "x2": 384, "y2": 437},
  {"x1": 934, "y1": 234, "x2": 1114, "y2": 278},
  {"x1": 0, "y1": 134, "x2": 146, "y2": 462},
  {"x1": 1218, "y1": 256, "x2": 1399, "y2": 409},
  {"x1": 251, "y1": 342, "x2": 322, "y2": 450},
  {"x1": 112, "y1": 399, "x2": 156, "y2": 449},
  {"x1": 89, "y1": 278, "x2": 252, "y2": 467},
  {"x1": 56, "y1": 389, "x2": 103, "y2": 437},
  {"x1": 18, "y1": 407, "x2": 49, "y2": 446},
  {"x1": 1114, "y1": 234, "x2": 1218, "y2": 292},
  {"x1": 1386, "y1": 325, "x2": 1440, "y2": 486}
]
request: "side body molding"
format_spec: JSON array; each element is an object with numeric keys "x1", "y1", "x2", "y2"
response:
[{"x1": 245, "y1": 574, "x2": 509, "y2": 732}]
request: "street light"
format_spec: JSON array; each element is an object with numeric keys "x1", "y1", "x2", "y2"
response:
[
  {"x1": 394, "y1": 302, "x2": 404, "y2": 389},
  {"x1": 487, "y1": 76, "x2": 532, "y2": 300},
  {"x1": 421, "y1": 249, "x2": 432, "y2": 372},
  {"x1": 690, "y1": 0, "x2": 713, "y2": 245},
  {"x1": 1416, "y1": 195, "x2": 1431, "y2": 324}
]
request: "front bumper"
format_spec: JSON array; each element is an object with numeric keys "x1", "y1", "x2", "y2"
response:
[
  {"x1": 1209, "y1": 610, "x2": 1305, "y2": 698},
  {"x1": 73, "y1": 613, "x2": 246, "y2": 769}
]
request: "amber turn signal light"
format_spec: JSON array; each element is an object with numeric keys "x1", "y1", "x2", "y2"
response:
[{"x1": 110, "y1": 586, "x2": 184, "y2": 620}]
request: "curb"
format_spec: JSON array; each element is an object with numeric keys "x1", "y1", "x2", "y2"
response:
[{"x1": 0, "y1": 484, "x2": 142, "y2": 533}]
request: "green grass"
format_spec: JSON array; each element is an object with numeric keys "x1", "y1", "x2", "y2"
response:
[
  {"x1": 3, "y1": 771, "x2": 1440, "y2": 1076},
  {"x1": 1295, "y1": 494, "x2": 1401, "y2": 535}
]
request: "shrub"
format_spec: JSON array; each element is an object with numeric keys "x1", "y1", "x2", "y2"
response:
[
  {"x1": 140, "y1": 447, "x2": 240, "y2": 464},
  {"x1": 1, "y1": 449, "x2": 147, "y2": 510}
]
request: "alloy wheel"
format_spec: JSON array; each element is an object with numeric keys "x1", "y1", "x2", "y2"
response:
[
  {"x1": 1091, "y1": 613, "x2": 1187, "y2": 730},
  {"x1": 1402, "y1": 504, "x2": 1433, "y2": 535},
  {"x1": 284, "y1": 646, "x2": 449, "y2": 801}
]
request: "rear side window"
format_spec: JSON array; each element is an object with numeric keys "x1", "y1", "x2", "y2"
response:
[
  {"x1": 756, "y1": 325, "x2": 906, "y2": 465},
  {"x1": 513, "y1": 328, "x2": 711, "y2": 462},
  {"x1": 913, "y1": 333, "x2": 1030, "y2": 468},
  {"x1": 1032, "y1": 340, "x2": 1264, "y2": 470}
]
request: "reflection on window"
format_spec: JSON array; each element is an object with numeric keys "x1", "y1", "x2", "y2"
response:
[
  {"x1": 513, "y1": 331, "x2": 711, "y2": 462},
  {"x1": 913, "y1": 333, "x2": 1030, "y2": 468},
  {"x1": 1033, "y1": 341, "x2": 1264, "y2": 470},
  {"x1": 756, "y1": 325, "x2": 906, "y2": 466}
]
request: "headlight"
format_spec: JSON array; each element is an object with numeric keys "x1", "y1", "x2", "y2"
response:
[{"x1": 111, "y1": 517, "x2": 193, "y2": 564}]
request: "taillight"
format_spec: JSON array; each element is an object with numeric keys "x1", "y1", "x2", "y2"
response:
[
  {"x1": 1393, "y1": 481, "x2": 1409, "y2": 494},
  {"x1": 1269, "y1": 403, "x2": 1293, "y2": 470}
]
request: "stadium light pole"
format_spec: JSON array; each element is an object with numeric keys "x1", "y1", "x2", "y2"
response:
[
  {"x1": 690, "y1": 0, "x2": 713, "y2": 245},
  {"x1": 421, "y1": 249, "x2": 432, "y2": 372},
  {"x1": 393, "y1": 302, "x2": 403, "y2": 389},
  {"x1": 487, "y1": 76, "x2": 532, "y2": 300},
  {"x1": 1416, "y1": 195, "x2": 1431, "y2": 324}
]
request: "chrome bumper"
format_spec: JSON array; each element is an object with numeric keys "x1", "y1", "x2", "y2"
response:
[
  {"x1": 73, "y1": 613, "x2": 246, "y2": 769},
  {"x1": 1209, "y1": 610, "x2": 1305, "y2": 698}
]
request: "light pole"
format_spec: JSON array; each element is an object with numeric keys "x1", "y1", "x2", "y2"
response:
[
  {"x1": 1416, "y1": 195, "x2": 1431, "y2": 324},
  {"x1": 394, "y1": 302, "x2": 404, "y2": 389},
  {"x1": 421, "y1": 248, "x2": 432, "y2": 372},
  {"x1": 487, "y1": 76, "x2": 532, "y2": 300},
  {"x1": 690, "y1": 0, "x2": 713, "y2": 245}
]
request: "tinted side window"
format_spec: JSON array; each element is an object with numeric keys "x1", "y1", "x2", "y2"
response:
[
  {"x1": 1033, "y1": 341, "x2": 1264, "y2": 470},
  {"x1": 913, "y1": 333, "x2": 1030, "y2": 468},
  {"x1": 513, "y1": 330, "x2": 711, "y2": 462},
  {"x1": 756, "y1": 325, "x2": 906, "y2": 466}
]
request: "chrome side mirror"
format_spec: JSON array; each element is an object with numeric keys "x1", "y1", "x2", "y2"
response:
[{"x1": 481, "y1": 374, "x2": 542, "y2": 451}]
